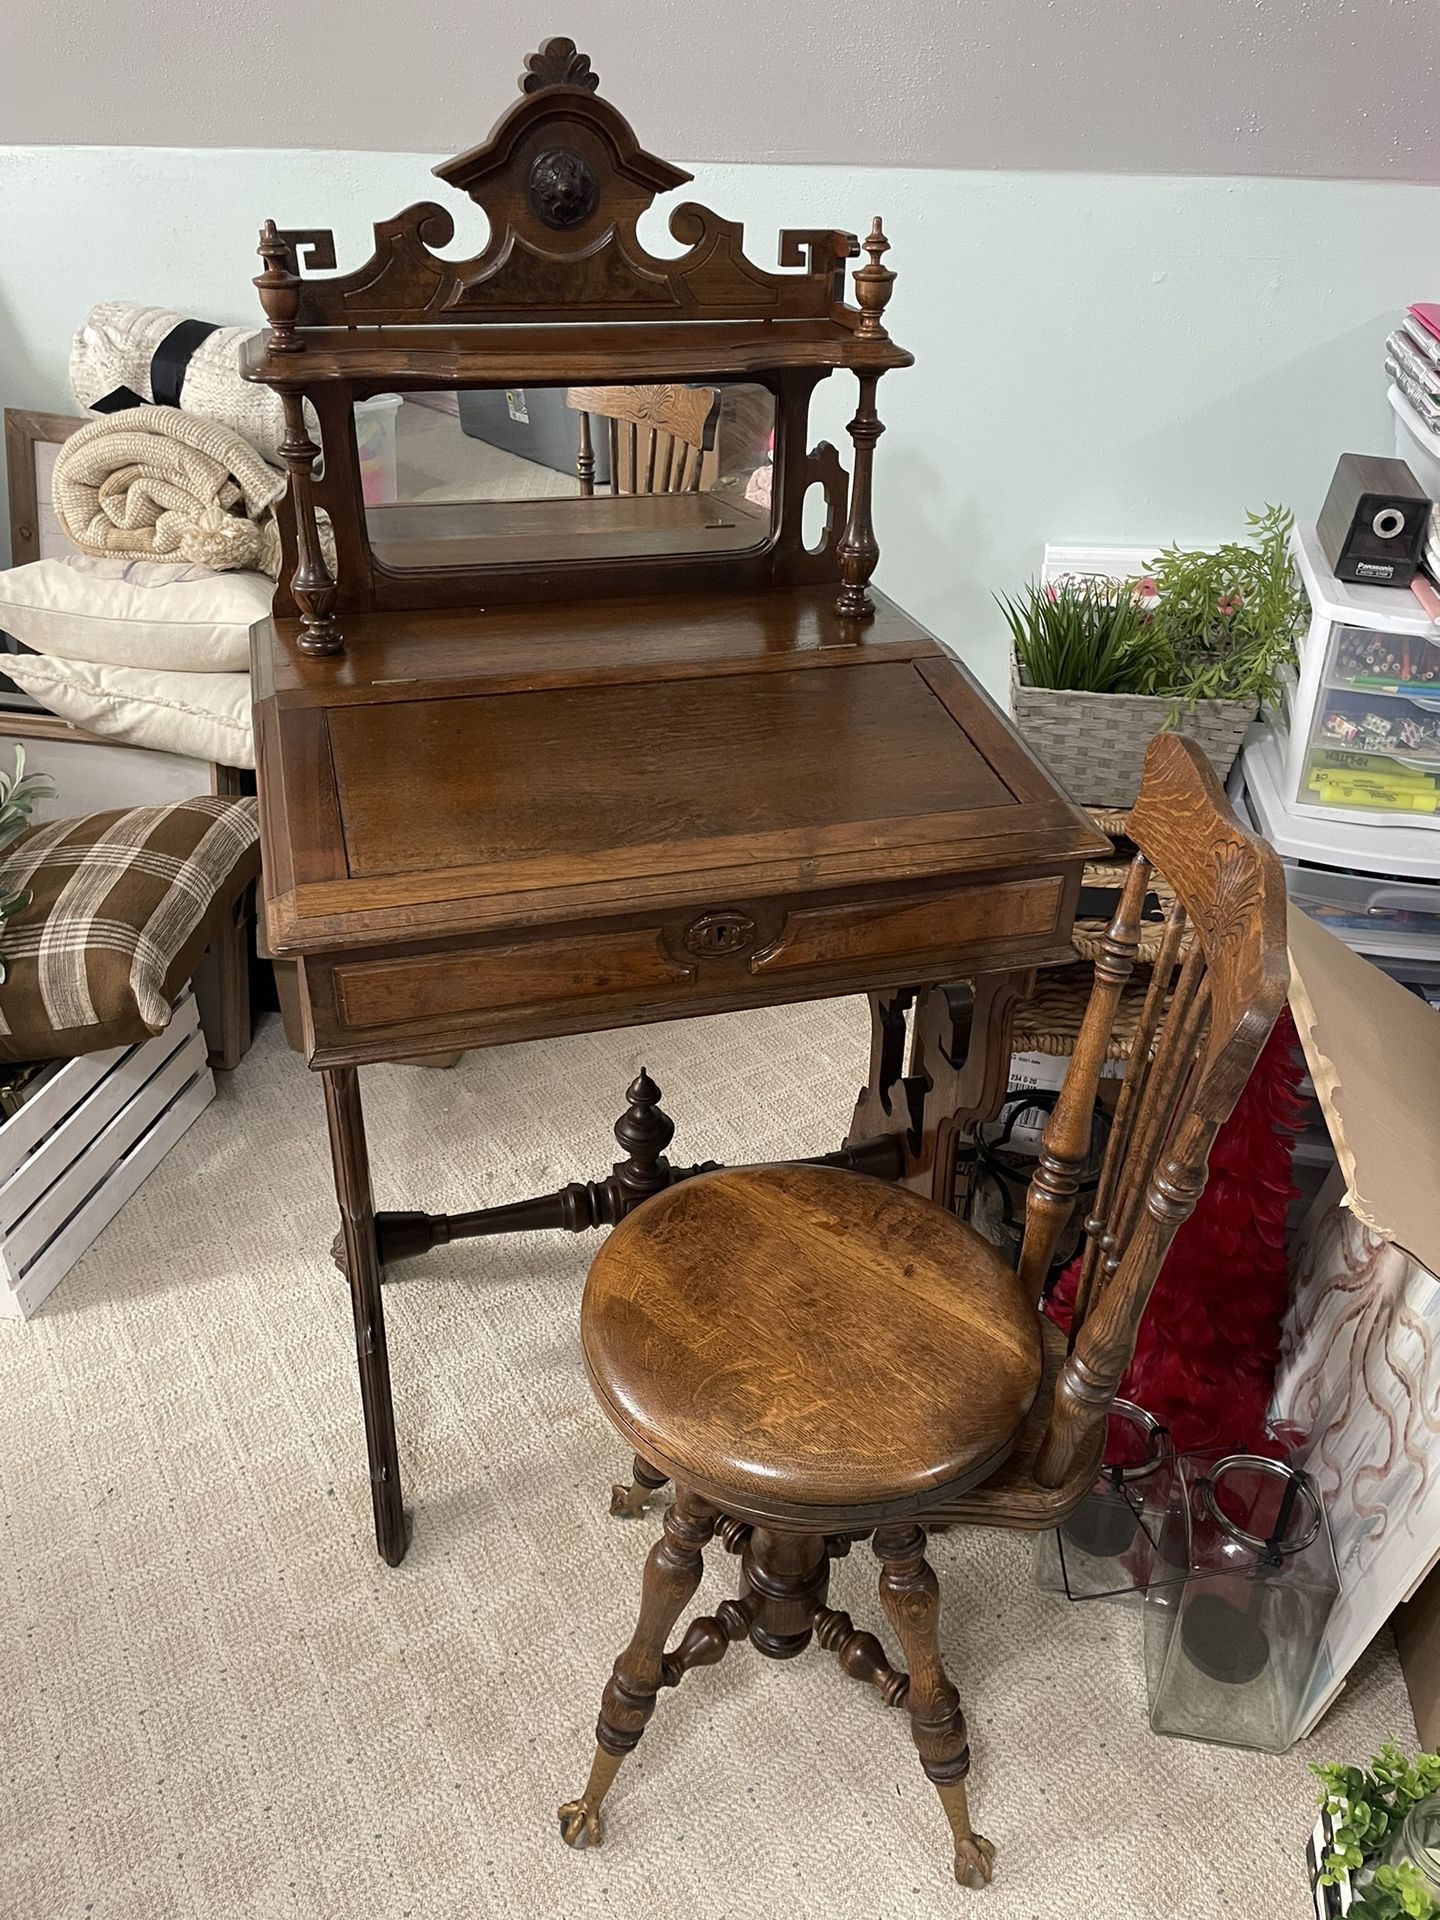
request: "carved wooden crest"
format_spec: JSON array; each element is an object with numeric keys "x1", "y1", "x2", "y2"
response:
[
  {"x1": 519, "y1": 34, "x2": 598, "y2": 94},
  {"x1": 255, "y1": 36, "x2": 874, "y2": 337}
]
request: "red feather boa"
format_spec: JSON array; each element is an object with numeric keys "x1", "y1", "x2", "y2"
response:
[{"x1": 1045, "y1": 1006, "x2": 1302, "y2": 1455}]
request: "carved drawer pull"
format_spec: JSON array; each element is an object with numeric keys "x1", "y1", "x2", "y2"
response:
[{"x1": 683, "y1": 911, "x2": 757, "y2": 959}]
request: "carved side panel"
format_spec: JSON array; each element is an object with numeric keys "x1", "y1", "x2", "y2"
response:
[
  {"x1": 791, "y1": 440, "x2": 848, "y2": 583},
  {"x1": 769, "y1": 371, "x2": 845, "y2": 586}
]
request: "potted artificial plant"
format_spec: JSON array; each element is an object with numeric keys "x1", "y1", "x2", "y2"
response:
[
  {"x1": 1314, "y1": 1741, "x2": 1440, "y2": 1917},
  {"x1": 1003, "y1": 505, "x2": 1305, "y2": 807}
]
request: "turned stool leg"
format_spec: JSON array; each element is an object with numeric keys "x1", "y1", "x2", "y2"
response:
[
  {"x1": 609, "y1": 1453, "x2": 670, "y2": 1519},
  {"x1": 559, "y1": 1486, "x2": 717, "y2": 1849},
  {"x1": 873, "y1": 1522, "x2": 994, "y2": 1889}
]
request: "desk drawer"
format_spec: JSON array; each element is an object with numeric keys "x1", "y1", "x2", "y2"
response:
[
  {"x1": 751, "y1": 878, "x2": 1062, "y2": 975},
  {"x1": 333, "y1": 927, "x2": 693, "y2": 1030},
  {"x1": 308, "y1": 873, "x2": 1071, "y2": 1060}
]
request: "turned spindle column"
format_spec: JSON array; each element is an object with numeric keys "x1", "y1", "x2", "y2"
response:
[
  {"x1": 836, "y1": 373, "x2": 884, "y2": 619},
  {"x1": 1015, "y1": 853, "x2": 1147, "y2": 1300},
  {"x1": 277, "y1": 390, "x2": 343, "y2": 658},
  {"x1": 575, "y1": 410, "x2": 596, "y2": 496},
  {"x1": 835, "y1": 218, "x2": 896, "y2": 621}
]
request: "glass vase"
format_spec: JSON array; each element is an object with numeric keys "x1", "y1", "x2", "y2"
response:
[
  {"x1": 1033, "y1": 1400, "x2": 1170, "y2": 1601},
  {"x1": 1144, "y1": 1452, "x2": 1339, "y2": 1752}
]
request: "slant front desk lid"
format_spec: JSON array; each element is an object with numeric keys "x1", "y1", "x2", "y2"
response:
[{"x1": 253, "y1": 587, "x2": 1109, "y2": 955}]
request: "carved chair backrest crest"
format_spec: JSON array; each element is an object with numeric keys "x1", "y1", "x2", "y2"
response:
[
  {"x1": 565, "y1": 384, "x2": 721, "y2": 496},
  {"x1": 245, "y1": 37, "x2": 912, "y2": 656},
  {"x1": 1015, "y1": 732, "x2": 1289, "y2": 1490}
]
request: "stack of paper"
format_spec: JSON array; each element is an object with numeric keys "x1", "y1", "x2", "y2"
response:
[
  {"x1": 1388, "y1": 305, "x2": 1440, "y2": 429},
  {"x1": 1384, "y1": 308, "x2": 1440, "y2": 595}
]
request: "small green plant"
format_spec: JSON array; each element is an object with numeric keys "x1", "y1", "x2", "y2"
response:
[
  {"x1": 1349, "y1": 1862, "x2": 1440, "y2": 1920},
  {"x1": 0, "y1": 746, "x2": 55, "y2": 985},
  {"x1": 1314, "y1": 1741, "x2": 1440, "y2": 1918},
  {"x1": 998, "y1": 576, "x2": 1167, "y2": 694},
  {"x1": 1002, "y1": 505, "x2": 1306, "y2": 708},
  {"x1": 1145, "y1": 504, "x2": 1308, "y2": 707}
]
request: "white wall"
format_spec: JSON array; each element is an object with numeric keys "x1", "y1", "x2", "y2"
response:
[
  {"x1": 0, "y1": 145, "x2": 1431, "y2": 691},
  {"x1": 3, "y1": 1, "x2": 1438, "y2": 181}
]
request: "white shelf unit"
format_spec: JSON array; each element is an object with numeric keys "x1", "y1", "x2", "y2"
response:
[
  {"x1": 1391, "y1": 381, "x2": 1440, "y2": 505},
  {"x1": 1237, "y1": 727, "x2": 1440, "y2": 882}
]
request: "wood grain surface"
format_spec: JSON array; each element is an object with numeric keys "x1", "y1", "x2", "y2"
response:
[{"x1": 581, "y1": 1163, "x2": 1044, "y2": 1525}]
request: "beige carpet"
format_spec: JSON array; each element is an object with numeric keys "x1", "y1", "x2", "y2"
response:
[{"x1": 0, "y1": 1000, "x2": 1417, "y2": 1920}]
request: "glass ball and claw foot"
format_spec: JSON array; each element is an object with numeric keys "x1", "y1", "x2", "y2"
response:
[
  {"x1": 557, "y1": 1503, "x2": 994, "y2": 1889},
  {"x1": 609, "y1": 1454, "x2": 670, "y2": 1519}
]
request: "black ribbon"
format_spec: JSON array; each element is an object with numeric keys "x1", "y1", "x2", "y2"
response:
[{"x1": 90, "y1": 317, "x2": 222, "y2": 414}]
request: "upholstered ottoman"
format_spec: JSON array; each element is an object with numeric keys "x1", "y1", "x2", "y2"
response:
[{"x1": 0, "y1": 795, "x2": 260, "y2": 1061}]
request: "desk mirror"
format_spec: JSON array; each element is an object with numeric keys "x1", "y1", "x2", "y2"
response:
[{"x1": 357, "y1": 382, "x2": 775, "y2": 569}]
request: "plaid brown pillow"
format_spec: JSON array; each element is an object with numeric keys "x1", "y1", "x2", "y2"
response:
[{"x1": 0, "y1": 797, "x2": 259, "y2": 1060}]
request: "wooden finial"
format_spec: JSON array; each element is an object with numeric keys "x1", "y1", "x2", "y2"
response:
[
  {"x1": 853, "y1": 216, "x2": 895, "y2": 339},
  {"x1": 520, "y1": 36, "x2": 599, "y2": 93},
  {"x1": 610, "y1": 1069, "x2": 675, "y2": 1211},
  {"x1": 254, "y1": 219, "x2": 303, "y2": 354}
]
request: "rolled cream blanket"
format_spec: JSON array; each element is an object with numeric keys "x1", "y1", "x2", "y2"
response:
[
  {"x1": 70, "y1": 303, "x2": 288, "y2": 463},
  {"x1": 52, "y1": 406, "x2": 290, "y2": 575}
]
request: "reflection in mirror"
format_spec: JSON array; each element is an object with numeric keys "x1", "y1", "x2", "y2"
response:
[{"x1": 356, "y1": 383, "x2": 775, "y2": 569}]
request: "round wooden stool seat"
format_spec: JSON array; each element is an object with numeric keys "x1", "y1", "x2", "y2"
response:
[{"x1": 581, "y1": 1163, "x2": 1044, "y2": 1526}]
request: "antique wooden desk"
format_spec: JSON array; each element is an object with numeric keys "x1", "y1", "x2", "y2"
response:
[{"x1": 245, "y1": 38, "x2": 1108, "y2": 1565}]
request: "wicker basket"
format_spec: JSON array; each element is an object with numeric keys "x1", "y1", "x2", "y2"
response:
[
  {"x1": 1008, "y1": 655, "x2": 1255, "y2": 807},
  {"x1": 1012, "y1": 963, "x2": 1153, "y2": 1060}
]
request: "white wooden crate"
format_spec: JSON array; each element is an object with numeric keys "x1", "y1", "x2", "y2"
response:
[{"x1": 0, "y1": 991, "x2": 214, "y2": 1319}]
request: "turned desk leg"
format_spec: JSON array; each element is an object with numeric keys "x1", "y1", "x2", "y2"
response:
[{"x1": 322, "y1": 1066, "x2": 408, "y2": 1566}]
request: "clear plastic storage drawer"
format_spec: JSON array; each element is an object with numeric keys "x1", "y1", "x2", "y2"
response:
[
  {"x1": 1283, "y1": 863, "x2": 1440, "y2": 960},
  {"x1": 1304, "y1": 625, "x2": 1440, "y2": 816},
  {"x1": 1282, "y1": 521, "x2": 1440, "y2": 830}
]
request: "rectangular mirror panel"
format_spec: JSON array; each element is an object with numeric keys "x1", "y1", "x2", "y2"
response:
[{"x1": 356, "y1": 383, "x2": 775, "y2": 569}]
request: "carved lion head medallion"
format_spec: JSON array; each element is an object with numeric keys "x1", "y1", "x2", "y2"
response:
[{"x1": 527, "y1": 148, "x2": 600, "y2": 230}]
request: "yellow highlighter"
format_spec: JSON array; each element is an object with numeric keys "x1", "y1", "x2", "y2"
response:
[{"x1": 1311, "y1": 777, "x2": 1439, "y2": 812}]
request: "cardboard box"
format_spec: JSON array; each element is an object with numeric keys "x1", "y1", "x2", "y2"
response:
[
  {"x1": 1397, "y1": 1568, "x2": 1440, "y2": 1750},
  {"x1": 1275, "y1": 907, "x2": 1440, "y2": 1738}
]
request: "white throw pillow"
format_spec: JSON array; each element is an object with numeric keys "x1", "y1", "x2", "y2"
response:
[
  {"x1": 0, "y1": 555, "x2": 270, "y2": 672},
  {"x1": 0, "y1": 653, "x2": 254, "y2": 768}
]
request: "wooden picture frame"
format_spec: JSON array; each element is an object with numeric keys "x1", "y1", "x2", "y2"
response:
[{"x1": 4, "y1": 407, "x2": 88, "y2": 566}]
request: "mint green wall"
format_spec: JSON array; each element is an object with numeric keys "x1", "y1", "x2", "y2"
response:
[{"x1": 1, "y1": 146, "x2": 1430, "y2": 691}]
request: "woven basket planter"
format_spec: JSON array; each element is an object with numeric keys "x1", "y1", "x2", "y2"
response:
[{"x1": 1008, "y1": 655, "x2": 1255, "y2": 808}]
